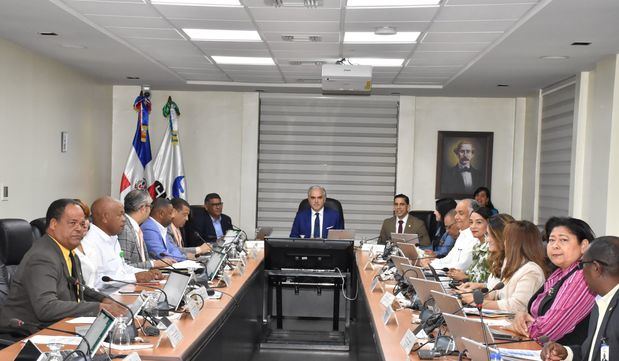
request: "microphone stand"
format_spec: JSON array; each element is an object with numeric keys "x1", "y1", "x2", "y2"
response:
[{"x1": 473, "y1": 289, "x2": 492, "y2": 361}]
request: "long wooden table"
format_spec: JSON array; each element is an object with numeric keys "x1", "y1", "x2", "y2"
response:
[{"x1": 0, "y1": 251, "x2": 265, "y2": 361}]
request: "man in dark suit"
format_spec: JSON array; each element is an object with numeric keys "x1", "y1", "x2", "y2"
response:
[
  {"x1": 290, "y1": 186, "x2": 344, "y2": 239},
  {"x1": 378, "y1": 194, "x2": 431, "y2": 247},
  {"x1": 0, "y1": 199, "x2": 123, "y2": 330},
  {"x1": 441, "y1": 141, "x2": 484, "y2": 195},
  {"x1": 541, "y1": 236, "x2": 619, "y2": 361},
  {"x1": 186, "y1": 193, "x2": 233, "y2": 246}
]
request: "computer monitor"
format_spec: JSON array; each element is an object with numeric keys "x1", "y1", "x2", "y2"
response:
[
  {"x1": 160, "y1": 272, "x2": 192, "y2": 310},
  {"x1": 264, "y1": 238, "x2": 354, "y2": 272}
]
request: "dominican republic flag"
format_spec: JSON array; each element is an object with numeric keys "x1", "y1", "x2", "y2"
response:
[
  {"x1": 152, "y1": 96, "x2": 187, "y2": 199},
  {"x1": 119, "y1": 91, "x2": 156, "y2": 201}
]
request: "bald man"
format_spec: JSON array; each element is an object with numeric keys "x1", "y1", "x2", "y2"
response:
[{"x1": 78, "y1": 197, "x2": 161, "y2": 291}]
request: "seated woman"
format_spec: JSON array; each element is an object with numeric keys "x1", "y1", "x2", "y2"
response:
[
  {"x1": 447, "y1": 206, "x2": 493, "y2": 283},
  {"x1": 457, "y1": 213, "x2": 514, "y2": 291},
  {"x1": 461, "y1": 220, "x2": 547, "y2": 313},
  {"x1": 512, "y1": 217, "x2": 597, "y2": 344},
  {"x1": 473, "y1": 186, "x2": 498, "y2": 215}
]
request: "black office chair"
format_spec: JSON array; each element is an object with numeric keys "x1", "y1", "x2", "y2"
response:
[
  {"x1": 409, "y1": 210, "x2": 437, "y2": 244},
  {"x1": 297, "y1": 197, "x2": 345, "y2": 229},
  {"x1": 0, "y1": 219, "x2": 36, "y2": 283},
  {"x1": 183, "y1": 205, "x2": 210, "y2": 247},
  {"x1": 30, "y1": 217, "x2": 46, "y2": 240}
]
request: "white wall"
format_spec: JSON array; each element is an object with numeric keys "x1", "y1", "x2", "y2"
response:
[
  {"x1": 0, "y1": 38, "x2": 112, "y2": 220},
  {"x1": 397, "y1": 96, "x2": 521, "y2": 215},
  {"x1": 111, "y1": 87, "x2": 259, "y2": 231}
]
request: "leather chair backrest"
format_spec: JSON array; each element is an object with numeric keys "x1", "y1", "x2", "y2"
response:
[
  {"x1": 297, "y1": 197, "x2": 345, "y2": 228},
  {"x1": 0, "y1": 219, "x2": 36, "y2": 266},
  {"x1": 30, "y1": 217, "x2": 46, "y2": 240},
  {"x1": 409, "y1": 210, "x2": 437, "y2": 241}
]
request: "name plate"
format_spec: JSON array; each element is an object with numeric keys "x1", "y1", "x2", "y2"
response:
[
  {"x1": 124, "y1": 352, "x2": 142, "y2": 361},
  {"x1": 399, "y1": 329, "x2": 417, "y2": 355},
  {"x1": 249, "y1": 246, "x2": 258, "y2": 259},
  {"x1": 237, "y1": 262, "x2": 246, "y2": 276},
  {"x1": 165, "y1": 323, "x2": 183, "y2": 348},
  {"x1": 370, "y1": 275, "x2": 384, "y2": 293},
  {"x1": 382, "y1": 305, "x2": 398, "y2": 326},
  {"x1": 222, "y1": 273, "x2": 232, "y2": 287},
  {"x1": 380, "y1": 292, "x2": 396, "y2": 308},
  {"x1": 185, "y1": 296, "x2": 201, "y2": 320},
  {"x1": 364, "y1": 260, "x2": 375, "y2": 271}
]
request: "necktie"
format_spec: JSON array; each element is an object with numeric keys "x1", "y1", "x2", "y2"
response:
[
  {"x1": 172, "y1": 225, "x2": 183, "y2": 247},
  {"x1": 68, "y1": 252, "x2": 81, "y2": 301},
  {"x1": 398, "y1": 220, "x2": 404, "y2": 234},
  {"x1": 313, "y1": 213, "x2": 320, "y2": 238},
  {"x1": 136, "y1": 228, "x2": 146, "y2": 262}
]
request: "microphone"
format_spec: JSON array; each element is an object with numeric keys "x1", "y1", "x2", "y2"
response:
[
  {"x1": 9, "y1": 318, "x2": 91, "y2": 358},
  {"x1": 101, "y1": 276, "x2": 170, "y2": 315},
  {"x1": 149, "y1": 252, "x2": 187, "y2": 275},
  {"x1": 68, "y1": 277, "x2": 137, "y2": 341},
  {"x1": 473, "y1": 289, "x2": 492, "y2": 361},
  {"x1": 456, "y1": 288, "x2": 489, "y2": 298},
  {"x1": 193, "y1": 231, "x2": 213, "y2": 244},
  {"x1": 487, "y1": 335, "x2": 549, "y2": 346}
]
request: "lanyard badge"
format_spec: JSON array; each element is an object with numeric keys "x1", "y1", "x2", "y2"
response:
[{"x1": 600, "y1": 338, "x2": 609, "y2": 361}]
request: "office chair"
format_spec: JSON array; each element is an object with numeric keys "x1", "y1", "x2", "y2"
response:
[
  {"x1": 297, "y1": 197, "x2": 345, "y2": 229},
  {"x1": 408, "y1": 210, "x2": 437, "y2": 244},
  {"x1": 0, "y1": 219, "x2": 36, "y2": 286},
  {"x1": 30, "y1": 217, "x2": 46, "y2": 240}
]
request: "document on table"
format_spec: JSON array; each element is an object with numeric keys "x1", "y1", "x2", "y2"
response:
[
  {"x1": 463, "y1": 307, "x2": 515, "y2": 317},
  {"x1": 166, "y1": 260, "x2": 204, "y2": 270},
  {"x1": 498, "y1": 348, "x2": 541, "y2": 360},
  {"x1": 104, "y1": 342, "x2": 154, "y2": 351},
  {"x1": 66, "y1": 317, "x2": 96, "y2": 324},
  {"x1": 27, "y1": 335, "x2": 81, "y2": 345}
]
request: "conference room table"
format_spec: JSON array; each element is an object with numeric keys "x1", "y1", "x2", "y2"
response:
[{"x1": 0, "y1": 250, "x2": 265, "y2": 361}]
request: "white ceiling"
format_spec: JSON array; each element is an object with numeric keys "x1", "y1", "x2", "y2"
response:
[{"x1": 0, "y1": 0, "x2": 618, "y2": 96}]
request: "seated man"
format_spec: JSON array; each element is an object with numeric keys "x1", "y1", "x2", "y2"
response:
[
  {"x1": 142, "y1": 198, "x2": 187, "y2": 262},
  {"x1": 434, "y1": 209, "x2": 458, "y2": 258},
  {"x1": 378, "y1": 194, "x2": 430, "y2": 247},
  {"x1": 290, "y1": 185, "x2": 343, "y2": 239},
  {"x1": 168, "y1": 198, "x2": 211, "y2": 256},
  {"x1": 0, "y1": 199, "x2": 123, "y2": 330},
  {"x1": 80, "y1": 197, "x2": 162, "y2": 290},
  {"x1": 541, "y1": 236, "x2": 619, "y2": 361},
  {"x1": 186, "y1": 193, "x2": 233, "y2": 247}
]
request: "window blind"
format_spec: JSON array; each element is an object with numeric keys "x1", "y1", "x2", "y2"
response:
[
  {"x1": 538, "y1": 79, "x2": 576, "y2": 226},
  {"x1": 256, "y1": 93, "x2": 399, "y2": 240}
]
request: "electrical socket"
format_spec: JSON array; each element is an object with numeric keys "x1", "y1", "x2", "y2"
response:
[{"x1": 0, "y1": 185, "x2": 7, "y2": 201}]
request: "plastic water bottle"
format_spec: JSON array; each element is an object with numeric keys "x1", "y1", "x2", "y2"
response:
[{"x1": 490, "y1": 351, "x2": 502, "y2": 361}]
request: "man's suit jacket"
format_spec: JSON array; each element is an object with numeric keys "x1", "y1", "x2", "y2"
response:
[
  {"x1": 290, "y1": 208, "x2": 344, "y2": 239},
  {"x1": 378, "y1": 215, "x2": 431, "y2": 246},
  {"x1": 186, "y1": 208, "x2": 233, "y2": 247},
  {"x1": 441, "y1": 165, "x2": 484, "y2": 195},
  {"x1": 0, "y1": 235, "x2": 101, "y2": 329},
  {"x1": 141, "y1": 218, "x2": 187, "y2": 261},
  {"x1": 117, "y1": 215, "x2": 151, "y2": 269},
  {"x1": 570, "y1": 289, "x2": 619, "y2": 361}
]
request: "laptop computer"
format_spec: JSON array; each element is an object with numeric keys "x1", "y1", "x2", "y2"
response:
[
  {"x1": 430, "y1": 290, "x2": 465, "y2": 317},
  {"x1": 255, "y1": 226, "x2": 273, "y2": 240},
  {"x1": 390, "y1": 255, "x2": 412, "y2": 275},
  {"x1": 390, "y1": 233, "x2": 419, "y2": 244},
  {"x1": 205, "y1": 250, "x2": 228, "y2": 281},
  {"x1": 460, "y1": 337, "x2": 499, "y2": 361},
  {"x1": 396, "y1": 241, "x2": 419, "y2": 262},
  {"x1": 59, "y1": 309, "x2": 117, "y2": 360},
  {"x1": 442, "y1": 313, "x2": 496, "y2": 353},
  {"x1": 327, "y1": 229, "x2": 355, "y2": 240},
  {"x1": 407, "y1": 278, "x2": 445, "y2": 304},
  {"x1": 159, "y1": 271, "x2": 192, "y2": 311},
  {"x1": 400, "y1": 264, "x2": 426, "y2": 280}
]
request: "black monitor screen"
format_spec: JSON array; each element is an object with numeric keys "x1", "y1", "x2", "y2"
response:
[{"x1": 264, "y1": 238, "x2": 354, "y2": 272}]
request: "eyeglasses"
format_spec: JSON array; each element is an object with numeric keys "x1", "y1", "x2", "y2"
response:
[
  {"x1": 577, "y1": 259, "x2": 609, "y2": 270},
  {"x1": 209, "y1": 202, "x2": 224, "y2": 207}
]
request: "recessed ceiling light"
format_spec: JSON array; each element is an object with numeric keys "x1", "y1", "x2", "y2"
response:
[
  {"x1": 126, "y1": 76, "x2": 141, "y2": 80},
  {"x1": 571, "y1": 41, "x2": 591, "y2": 46},
  {"x1": 347, "y1": 0, "x2": 441, "y2": 8},
  {"x1": 497, "y1": 84, "x2": 509, "y2": 87},
  {"x1": 183, "y1": 29, "x2": 261, "y2": 42},
  {"x1": 211, "y1": 56, "x2": 275, "y2": 65},
  {"x1": 39, "y1": 32, "x2": 58, "y2": 36},
  {"x1": 348, "y1": 58, "x2": 404, "y2": 67},
  {"x1": 281, "y1": 35, "x2": 322, "y2": 42},
  {"x1": 60, "y1": 43, "x2": 87, "y2": 49},
  {"x1": 344, "y1": 32, "x2": 420, "y2": 44},
  {"x1": 151, "y1": 0, "x2": 242, "y2": 6},
  {"x1": 539, "y1": 55, "x2": 569, "y2": 60}
]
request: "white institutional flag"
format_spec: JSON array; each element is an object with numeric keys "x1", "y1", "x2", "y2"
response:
[{"x1": 153, "y1": 96, "x2": 187, "y2": 199}]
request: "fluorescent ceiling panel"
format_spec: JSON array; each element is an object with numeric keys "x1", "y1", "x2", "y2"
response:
[
  {"x1": 211, "y1": 56, "x2": 275, "y2": 65},
  {"x1": 344, "y1": 32, "x2": 421, "y2": 44},
  {"x1": 347, "y1": 0, "x2": 441, "y2": 8},
  {"x1": 348, "y1": 58, "x2": 404, "y2": 66},
  {"x1": 183, "y1": 29, "x2": 261, "y2": 41},
  {"x1": 151, "y1": 0, "x2": 242, "y2": 6}
]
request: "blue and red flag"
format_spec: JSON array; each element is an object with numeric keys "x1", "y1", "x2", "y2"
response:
[{"x1": 120, "y1": 91, "x2": 156, "y2": 201}]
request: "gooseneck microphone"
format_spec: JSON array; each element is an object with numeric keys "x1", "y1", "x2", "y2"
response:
[
  {"x1": 68, "y1": 277, "x2": 137, "y2": 340},
  {"x1": 487, "y1": 335, "x2": 549, "y2": 346},
  {"x1": 149, "y1": 252, "x2": 187, "y2": 275},
  {"x1": 100, "y1": 276, "x2": 170, "y2": 313},
  {"x1": 473, "y1": 289, "x2": 492, "y2": 361},
  {"x1": 9, "y1": 318, "x2": 92, "y2": 359}
]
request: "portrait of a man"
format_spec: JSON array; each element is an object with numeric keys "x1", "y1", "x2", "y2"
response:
[{"x1": 435, "y1": 131, "x2": 493, "y2": 199}]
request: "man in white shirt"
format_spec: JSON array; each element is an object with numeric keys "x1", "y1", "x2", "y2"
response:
[
  {"x1": 420, "y1": 199, "x2": 479, "y2": 270},
  {"x1": 541, "y1": 236, "x2": 619, "y2": 361},
  {"x1": 79, "y1": 197, "x2": 162, "y2": 291}
]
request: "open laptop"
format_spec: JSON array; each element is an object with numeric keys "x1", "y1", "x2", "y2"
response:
[
  {"x1": 407, "y1": 278, "x2": 445, "y2": 304},
  {"x1": 327, "y1": 229, "x2": 355, "y2": 240},
  {"x1": 159, "y1": 271, "x2": 192, "y2": 311},
  {"x1": 430, "y1": 290, "x2": 465, "y2": 316},
  {"x1": 400, "y1": 264, "x2": 426, "y2": 280},
  {"x1": 396, "y1": 242, "x2": 419, "y2": 262},
  {"x1": 442, "y1": 313, "x2": 496, "y2": 353},
  {"x1": 390, "y1": 255, "x2": 412, "y2": 275},
  {"x1": 390, "y1": 233, "x2": 419, "y2": 244},
  {"x1": 460, "y1": 337, "x2": 499, "y2": 361},
  {"x1": 59, "y1": 309, "x2": 116, "y2": 360},
  {"x1": 205, "y1": 250, "x2": 228, "y2": 281}
]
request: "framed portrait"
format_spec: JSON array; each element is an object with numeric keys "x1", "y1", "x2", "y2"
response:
[{"x1": 435, "y1": 131, "x2": 493, "y2": 199}]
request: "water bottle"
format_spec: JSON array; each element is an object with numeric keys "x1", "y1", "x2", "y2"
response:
[
  {"x1": 111, "y1": 316, "x2": 131, "y2": 346},
  {"x1": 490, "y1": 351, "x2": 502, "y2": 361}
]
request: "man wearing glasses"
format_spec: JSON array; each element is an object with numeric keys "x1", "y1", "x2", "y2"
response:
[
  {"x1": 541, "y1": 236, "x2": 619, "y2": 361},
  {"x1": 186, "y1": 193, "x2": 233, "y2": 246}
]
